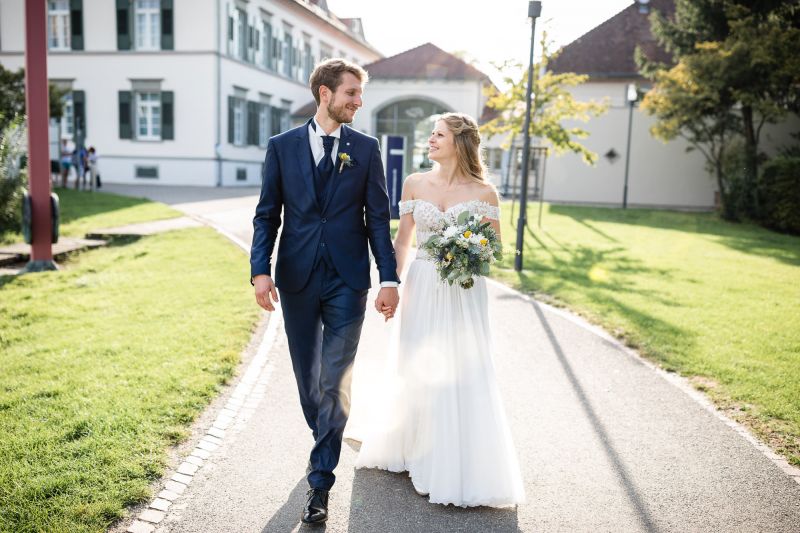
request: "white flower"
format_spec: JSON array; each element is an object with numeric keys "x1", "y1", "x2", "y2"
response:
[{"x1": 443, "y1": 225, "x2": 460, "y2": 239}]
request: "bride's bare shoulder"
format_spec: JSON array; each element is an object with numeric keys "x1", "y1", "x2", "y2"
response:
[
  {"x1": 475, "y1": 181, "x2": 500, "y2": 206},
  {"x1": 402, "y1": 171, "x2": 434, "y2": 198}
]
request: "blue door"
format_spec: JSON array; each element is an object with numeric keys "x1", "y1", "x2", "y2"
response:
[{"x1": 381, "y1": 135, "x2": 405, "y2": 219}]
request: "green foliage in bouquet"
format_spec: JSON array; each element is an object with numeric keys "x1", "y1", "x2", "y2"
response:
[{"x1": 421, "y1": 210, "x2": 503, "y2": 289}]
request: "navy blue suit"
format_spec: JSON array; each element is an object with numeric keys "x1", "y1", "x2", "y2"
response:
[{"x1": 250, "y1": 118, "x2": 399, "y2": 490}]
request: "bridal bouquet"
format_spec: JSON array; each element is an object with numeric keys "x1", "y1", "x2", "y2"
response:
[{"x1": 421, "y1": 210, "x2": 503, "y2": 289}]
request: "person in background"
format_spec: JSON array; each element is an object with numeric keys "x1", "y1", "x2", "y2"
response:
[
  {"x1": 59, "y1": 139, "x2": 73, "y2": 188},
  {"x1": 73, "y1": 144, "x2": 88, "y2": 190},
  {"x1": 87, "y1": 147, "x2": 100, "y2": 190}
]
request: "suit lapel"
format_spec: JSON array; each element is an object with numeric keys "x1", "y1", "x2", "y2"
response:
[
  {"x1": 295, "y1": 119, "x2": 319, "y2": 211},
  {"x1": 322, "y1": 124, "x2": 358, "y2": 213}
]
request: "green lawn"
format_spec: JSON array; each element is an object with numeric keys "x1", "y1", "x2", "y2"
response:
[
  {"x1": 491, "y1": 201, "x2": 800, "y2": 466},
  {"x1": 0, "y1": 193, "x2": 258, "y2": 532},
  {"x1": 1, "y1": 187, "x2": 181, "y2": 245}
]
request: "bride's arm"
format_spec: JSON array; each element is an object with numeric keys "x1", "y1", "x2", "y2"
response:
[
  {"x1": 481, "y1": 185, "x2": 502, "y2": 242},
  {"x1": 393, "y1": 175, "x2": 419, "y2": 278}
]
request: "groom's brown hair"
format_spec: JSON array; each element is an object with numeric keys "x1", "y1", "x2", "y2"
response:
[{"x1": 310, "y1": 58, "x2": 369, "y2": 106}]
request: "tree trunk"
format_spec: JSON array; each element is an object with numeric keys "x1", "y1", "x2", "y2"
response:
[{"x1": 741, "y1": 104, "x2": 759, "y2": 217}]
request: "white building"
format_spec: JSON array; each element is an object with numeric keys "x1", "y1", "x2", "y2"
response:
[
  {"x1": 546, "y1": 0, "x2": 796, "y2": 210},
  {"x1": 0, "y1": 0, "x2": 381, "y2": 186}
]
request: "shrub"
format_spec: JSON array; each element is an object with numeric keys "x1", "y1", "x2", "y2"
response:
[
  {"x1": 757, "y1": 156, "x2": 800, "y2": 235},
  {"x1": 0, "y1": 115, "x2": 28, "y2": 237}
]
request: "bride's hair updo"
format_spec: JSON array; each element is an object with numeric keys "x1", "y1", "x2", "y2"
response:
[{"x1": 438, "y1": 112, "x2": 487, "y2": 184}]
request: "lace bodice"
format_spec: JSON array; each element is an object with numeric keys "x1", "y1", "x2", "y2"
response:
[{"x1": 398, "y1": 199, "x2": 501, "y2": 259}]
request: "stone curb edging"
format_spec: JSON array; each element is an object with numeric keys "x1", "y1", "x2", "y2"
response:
[
  {"x1": 125, "y1": 311, "x2": 282, "y2": 533},
  {"x1": 486, "y1": 278, "x2": 800, "y2": 486},
  {"x1": 125, "y1": 213, "x2": 281, "y2": 533}
]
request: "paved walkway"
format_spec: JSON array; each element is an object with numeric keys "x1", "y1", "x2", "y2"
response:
[{"x1": 102, "y1": 185, "x2": 800, "y2": 532}]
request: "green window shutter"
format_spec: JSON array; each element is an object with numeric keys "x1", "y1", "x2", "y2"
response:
[
  {"x1": 116, "y1": 0, "x2": 132, "y2": 50},
  {"x1": 119, "y1": 91, "x2": 132, "y2": 139},
  {"x1": 161, "y1": 91, "x2": 174, "y2": 140},
  {"x1": 70, "y1": 0, "x2": 83, "y2": 50},
  {"x1": 271, "y1": 107, "x2": 283, "y2": 135},
  {"x1": 161, "y1": 0, "x2": 174, "y2": 50},
  {"x1": 228, "y1": 96, "x2": 235, "y2": 144},
  {"x1": 72, "y1": 90, "x2": 86, "y2": 142}
]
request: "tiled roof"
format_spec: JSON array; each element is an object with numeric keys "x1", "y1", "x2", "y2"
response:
[
  {"x1": 549, "y1": 0, "x2": 675, "y2": 79},
  {"x1": 363, "y1": 43, "x2": 490, "y2": 82}
]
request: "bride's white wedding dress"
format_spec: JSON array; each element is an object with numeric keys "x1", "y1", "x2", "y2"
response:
[{"x1": 350, "y1": 198, "x2": 526, "y2": 508}]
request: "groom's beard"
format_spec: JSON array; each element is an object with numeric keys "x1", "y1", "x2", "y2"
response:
[{"x1": 327, "y1": 99, "x2": 355, "y2": 125}]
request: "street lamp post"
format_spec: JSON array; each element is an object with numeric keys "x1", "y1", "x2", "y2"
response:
[
  {"x1": 514, "y1": 1, "x2": 542, "y2": 273},
  {"x1": 622, "y1": 82, "x2": 638, "y2": 209}
]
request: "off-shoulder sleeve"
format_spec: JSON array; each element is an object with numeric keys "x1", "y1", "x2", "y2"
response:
[
  {"x1": 482, "y1": 203, "x2": 500, "y2": 220},
  {"x1": 398, "y1": 199, "x2": 416, "y2": 216}
]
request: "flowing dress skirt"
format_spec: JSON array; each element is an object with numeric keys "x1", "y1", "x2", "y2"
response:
[{"x1": 351, "y1": 257, "x2": 526, "y2": 508}]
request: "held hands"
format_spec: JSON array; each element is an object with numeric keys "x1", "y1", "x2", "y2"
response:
[
  {"x1": 253, "y1": 274, "x2": 279, "y2": 311},
  {"x1": 375, "y1": 287, "x2": 399, "y2": 322}
]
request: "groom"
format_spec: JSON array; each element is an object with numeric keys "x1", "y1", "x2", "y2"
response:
[{"x1": 250, "y1": 58, "x2": 400, "y2": 524}]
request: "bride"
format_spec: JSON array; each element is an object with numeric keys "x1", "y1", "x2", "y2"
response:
[{"x1": 349, "y1": 112, "x2": 526, "y2": 508}]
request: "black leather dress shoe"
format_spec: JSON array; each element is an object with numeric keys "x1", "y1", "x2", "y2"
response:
[{"x1": 301, "y1": 488, "x2": 329, "y2": 524}]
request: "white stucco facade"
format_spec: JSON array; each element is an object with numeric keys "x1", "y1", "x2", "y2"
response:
[
  {"x1": 0, "y1": 0, "x2": 380, "y2": 187},
  {"x1": 537, "y1": 82, "x2": 797, "y2": 210}
]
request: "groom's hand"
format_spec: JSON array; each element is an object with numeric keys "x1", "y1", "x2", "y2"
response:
[
  {"x1": 253, "y1": 274, "x2": 279, "y2": 312},
  {"x1": 375, "y1": 287, "x2": 399, "y2": 321}
]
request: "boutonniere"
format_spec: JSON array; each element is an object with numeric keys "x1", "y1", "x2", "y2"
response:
[{"x1": 338, "y1": 152, "x2": 354, "y2": 174}]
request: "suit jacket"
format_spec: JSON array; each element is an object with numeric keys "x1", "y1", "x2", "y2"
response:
[{"x1": 250, "y1": 118, "x2": 399, "y2": 293}]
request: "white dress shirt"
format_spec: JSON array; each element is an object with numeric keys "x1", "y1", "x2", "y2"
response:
[{"x1": 308, "y1": 118, "x2": 398, "y2": 289}]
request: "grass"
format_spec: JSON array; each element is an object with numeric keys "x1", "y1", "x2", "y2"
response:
[
  {"x1": 490, "y1": 201, "x2": 800, "y2": 466},
  {"x1": 1, "y1": 187, "x2": 181, "y2": 245},
  {"x1": 0, "y1": 193, "x2": 259, "y2": 532}
]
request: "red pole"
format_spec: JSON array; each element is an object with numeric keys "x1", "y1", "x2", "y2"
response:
[{"x1": 25, "y1": 0, "x2": 54, "y2": 265}]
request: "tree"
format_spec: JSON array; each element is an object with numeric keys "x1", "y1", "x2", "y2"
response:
[
  {"x1": 480, "y1": 35, "x2": 608, "y2": 165},
  {"x1": 0, "y1": 64, "x2": 65, "y2": 132},
  {"x1": 638, "y1": 0, "x2": 800, "y2": 219}
]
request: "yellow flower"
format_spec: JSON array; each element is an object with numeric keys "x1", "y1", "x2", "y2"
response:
[
  {"x1": 446, "y1": 252, "x2": 454, "y2": 260},
  {"x1": 339, "y1": 153, "x2": 350, "y2": 162},
  {"x1": 480, "y1": 238, "x2": 488, "y2": 246},
  {"x1": 463, "y1": 230, "x2": 472, "y2": 238}
]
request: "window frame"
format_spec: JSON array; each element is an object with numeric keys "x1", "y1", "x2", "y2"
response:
[
  {"x1": 135, "y1": 91, "x2": 162, "y2": 141},
  {"x1": 47, "y1": 0, "x2": 71, "y2": 51}
]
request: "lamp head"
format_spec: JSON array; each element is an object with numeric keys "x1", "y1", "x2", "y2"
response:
[
  {"x1": 626, "y1": 83, "x2": 638, "y2": 103},
  {"x1": 528, "y1": 1, "x2": 542, "y2": 18}
]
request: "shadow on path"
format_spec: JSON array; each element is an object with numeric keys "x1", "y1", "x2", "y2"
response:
[
  {"x1": 523, "y1": 295, "x2": 660, "y2": 533},
  {"x1": 261, "y1": 477, "x2": 325, "y2": 533},
  {"x1": 347, "y1": 466, "x2": 520, "y2": 532}
]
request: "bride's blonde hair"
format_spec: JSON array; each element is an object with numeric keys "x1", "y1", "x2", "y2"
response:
[{"x1": 438, "y1": 112, "x2": 487, "y2": 184}]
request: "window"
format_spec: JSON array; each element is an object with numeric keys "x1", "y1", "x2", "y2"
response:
[
  {"x1": 236, "y1": 168, "x2": 247, "y2": 181},
  {"x1": 135, "y1": 166, "x2": 159, "y2": 179},
  {"x1": 237, "y1": 9, "x2": 247, "y2": 60},
  {"x1": 61, "y1": 92, "x2": 74, "y2": 138},
  {"x1": 233, "y1": 98, "x2": 245, "y2": 145},
  {"x1": 280, "y1": 100, "x2": 291, "y2": 132},
  {"x1": 262, "y1": 19, "x2": 274, "y2": 70},
  {"x1": 303, "y1": 39, "x2": 313, "y2": 82},
  {"x1": 134, "y1": 0, "x2": 160, "y2": 50},
  {"x1": 258, "y1": 104, "x2": 270, "y2": 147},
  {"x1": 47, "y1": 0, "x2": 71, "y2": 50},
  {"x1": 136, "y1": 92, "x2": 162, "y2": 140},
  {"x1": 320, "y1": 43, "x2": 333, "y2": 63},
  {"x1": 283, "y1": 27, "x2": 293, "y2": 77}
]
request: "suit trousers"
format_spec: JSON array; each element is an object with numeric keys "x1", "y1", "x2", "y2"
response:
[{"x1": 278, "y1": 257, "x2": 368, "y2": 490}]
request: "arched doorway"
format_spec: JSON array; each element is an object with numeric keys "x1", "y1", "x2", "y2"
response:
[{"x1": 375, "y1": 98, "x2": 451, "y2": 179}]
